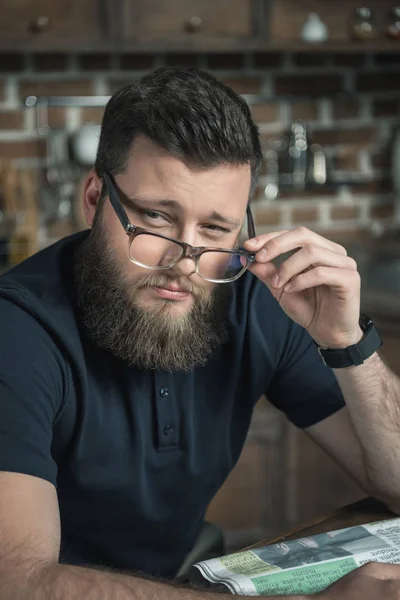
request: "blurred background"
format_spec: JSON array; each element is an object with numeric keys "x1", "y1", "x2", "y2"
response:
[{"x1": 2, "y1": 0, "x2": 400, "y2": 553}]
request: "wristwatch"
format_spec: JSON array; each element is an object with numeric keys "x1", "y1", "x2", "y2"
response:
[{"x1": 317, "y1": 314, "x2": 383, "y2": 368}]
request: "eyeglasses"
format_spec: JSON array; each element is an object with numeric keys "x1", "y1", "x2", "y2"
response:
[{"x1": 103, "y1": 172, "x2": 256, "y2": 284}]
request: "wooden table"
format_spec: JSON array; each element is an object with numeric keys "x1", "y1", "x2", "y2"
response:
[{"x1": 249, "y1": 497, "x2": 395, "y2": 549}]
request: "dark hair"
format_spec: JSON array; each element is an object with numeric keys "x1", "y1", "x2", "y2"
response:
[{"x1": 95, "y1": 66, "x2": 262, "y2": 200}]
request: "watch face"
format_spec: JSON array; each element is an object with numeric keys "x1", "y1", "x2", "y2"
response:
[{"x1": 360, "y1": 313, "x2": 373, "y2": 331}]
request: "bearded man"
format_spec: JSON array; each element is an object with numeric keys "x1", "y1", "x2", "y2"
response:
[{"x1": 1, "y1": 67, "x2": 400, "y2": 600}]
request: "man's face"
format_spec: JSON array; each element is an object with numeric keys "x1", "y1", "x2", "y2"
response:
[{"x1": 75, "y1": 136, "x2": 251, "y2": 371}]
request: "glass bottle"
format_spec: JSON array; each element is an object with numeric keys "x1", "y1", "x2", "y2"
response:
[
  {"x1": 387, "y1": 6, "x2": 400, "y2": 40},
  {"x1": 351, "y1": 7, "x2": 378, "y2": 41}
]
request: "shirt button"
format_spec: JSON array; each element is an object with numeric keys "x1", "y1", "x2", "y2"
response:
[
  {"x1": 163, "y1": 425, "x2": 174, "y2": 437},
  {"x1": 159, "y1": 387, "x2": 169, "y2": 398}
]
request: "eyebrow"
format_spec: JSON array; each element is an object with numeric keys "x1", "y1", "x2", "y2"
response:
[{"x1": 125, "y1": 195, "x2": 241, "y2": 228}]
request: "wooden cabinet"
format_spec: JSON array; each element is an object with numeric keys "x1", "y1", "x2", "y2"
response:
[
  {"x1": 119, "y1": 0, "x2": 268, "y2": 50},
  {"x1": 2, "y1": 0, "x2": 400, "y2": 53},
  {"x1": 0, "y1": 0, "x2": 268, "y2": 52},
  {"x1": 0, "y1": 0, "x2": 114, "y2": 51}
]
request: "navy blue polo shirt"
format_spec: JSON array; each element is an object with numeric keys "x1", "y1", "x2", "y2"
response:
[{"x1": 0, "y1": 231, "x2": 345, "y2": 578}]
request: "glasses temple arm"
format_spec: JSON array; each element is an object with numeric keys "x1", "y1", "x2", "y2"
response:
[
  {"x1": 103, "y1": 173, "x2": 131, "y2": 232},
  {"x1": 246, "y1": 205, "x2": 256, "y2": 240}
]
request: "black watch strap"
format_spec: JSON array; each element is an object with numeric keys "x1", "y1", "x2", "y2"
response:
[{"x1": 318, "y1": 314, "x2": 383, "y2": 368}]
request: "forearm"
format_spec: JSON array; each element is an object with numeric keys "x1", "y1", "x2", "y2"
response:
[
  {"x1": 2, "y1": 561, "x2": 219, "y2": 600},
  {"x1": 1, "y1": 561, "x2": 307, "y2": 600},
  {"x1": 334, "y1": 351, "x2": 400, "y2": 508}
]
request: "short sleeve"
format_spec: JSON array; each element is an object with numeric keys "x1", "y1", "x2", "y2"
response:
[
  {"x1": 266, "y1": 318, "x2": 346, "y2": 428},
  {"x1": 0, "y1": 295, "x2": 66, "y2": 484}
]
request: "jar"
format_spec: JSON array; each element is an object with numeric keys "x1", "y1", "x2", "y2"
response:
[
  {"x1": 387, "y1": 6, "x2": 400, "y2": 39},
  {"x1": 351, "y1": 7, "x2": 378, "y2": 41}
]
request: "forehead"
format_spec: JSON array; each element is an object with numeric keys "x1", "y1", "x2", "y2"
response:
[{"x1": 116, "y1": 136, "x2": 251, "y2": 215}]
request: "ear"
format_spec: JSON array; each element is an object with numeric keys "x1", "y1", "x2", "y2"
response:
[{"x1": 82, "y1": 169, "x2": 103, "y2": 227}]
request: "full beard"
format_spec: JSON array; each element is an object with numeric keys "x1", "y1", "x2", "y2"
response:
[{"x1": 73, "y1": 214, "x2": 231, "y2": 372}]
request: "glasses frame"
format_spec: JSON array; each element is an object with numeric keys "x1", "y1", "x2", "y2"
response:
[{"x1": 103, "y1": 172, "x2": 257, "y2": 283}]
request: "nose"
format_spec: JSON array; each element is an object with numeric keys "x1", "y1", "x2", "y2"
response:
[{"x1": 172, "y1": 255, "x2": 197, "y2": 279}]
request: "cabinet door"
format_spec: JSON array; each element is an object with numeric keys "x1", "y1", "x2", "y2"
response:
[
  {"x1": 0, "y1": 0, "x2": 111, "y2": 50},
  {"x1": 121, "y1": 0, "x2": 267, "y2": 49}
]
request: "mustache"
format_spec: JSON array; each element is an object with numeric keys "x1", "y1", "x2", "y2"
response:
[{"x1": 129, "y1": 272, "x2": 205, "y2": 298}]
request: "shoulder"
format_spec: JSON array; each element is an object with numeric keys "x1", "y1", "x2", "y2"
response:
[{"x1": 0, "y1": 231, "x2": 89, "y2": 376}]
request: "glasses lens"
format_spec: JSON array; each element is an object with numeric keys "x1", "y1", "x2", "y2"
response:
[
  {"x1": 198, "y1": 251, "x2": 248, "y2": 282},
  {"x1": 129, "y1": 233, "x2": 183, "y2": 269}
]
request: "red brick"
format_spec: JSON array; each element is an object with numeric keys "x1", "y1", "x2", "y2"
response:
[
  {"x1": 81, "y1": 107, "x2": 105, "y2": 125},
  {"x1": 314, "y1": 226, "x2": 368, "y2": 238},
  {"x1": 333, "y1": 100, "x2": 360, "y2": 119},
  {"x1": 312, "y1": 127, "x2": 377, "y2": 147},
  {"x1": 250, "y1": 103, "x2": 278, "y2": 123},
  {"x1": 253, "y1": 52, "x2": 284, "y2": 68},
  {"x1": 356, "y1": 72, "x2": 400, "y2": 92},
  {"x1": 370, "y1": 202, "x2": 395, "y2": 218},
  {"x1": 293, "y1": 53, "x2": 332, "y2": 67},
  {"x1": 330, "y1": 205, "x2": 360, "y2": 220},
  {"x1": 222, "y1": 77, "x2": 261, "y2": 95},
  {"x1": 0, "y1": 110, "x2": 23, "y2": 130},
  {"x1": 0, "y1": 139, "x2": 46, "y2": 158},
  {"x1": 32, "y1": 54, "x2": 68, "y2": 71},
  {"x1": 0, "y1": 53, "x2": 24, "y2": 72},
  {"x1": 206, "y1": 53, "x2": 244, "y2": 69},
  {"x1": 78, "y1": 54, "x2": 111, "y2": 70},
  {"x1": 292, "y1": 207, "x2": 319, "y2": 223},
  {"x1": 275, "y1": 74, "x2": 342, "y2": 96},
  {"x1": 20, "y1": 79, "x2": 94, "y2": 100},
  {"x1": 351, "y1": 179, "x2": 392, "y2": 195},
  {"x1": 331, "y1": 149, "x2": 360, "y2": 171},
  {"x1": 291, "y1": 101, "x2": 319, "y2": 121},
  {"x1": 373, "y1": 99, "x2": 399, "y2": 117},
  {"x1": 164, "y1": 53, "x2": 199, "y2": 67},
  {"x1": 108, "y1": 79, "x2": 138, "y2": 95},
  {"x1": 255, "y1": 206, "x2": 281, "y2": 226},
  {"x1": 47, "y1": 107, "x2": 67, "y2": 129},
  {"x1": 279, "y1": 187, "x2": 337, "y2": 199},
  {"x1": 120, "y1": 54, "x2": 156, "y2": 70}
]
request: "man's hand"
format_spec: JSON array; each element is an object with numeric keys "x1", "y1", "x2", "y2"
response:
[
  {"x1": 244, "y1": 227, "x2": 362, "y2": 349},
  {"x1": 317, "y1": 562, "x2": 400, "y2": 599}
]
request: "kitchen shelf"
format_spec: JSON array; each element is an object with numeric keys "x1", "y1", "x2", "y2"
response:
[{"x1": 3, "y1": 40, "x2": 400, "y2": 55}]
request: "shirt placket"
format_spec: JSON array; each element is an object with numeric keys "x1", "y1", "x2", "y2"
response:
[{"x1": 153, "y1": 372, "x2": 180, "y2": 451}]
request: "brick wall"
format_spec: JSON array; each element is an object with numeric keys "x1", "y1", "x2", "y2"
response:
[{"x1": 2, "y1": 50, "x2": 400, "y2": 238}]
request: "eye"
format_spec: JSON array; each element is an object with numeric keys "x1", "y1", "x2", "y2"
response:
[
  {"x1": 140, "y1": 209, "x2": 167, "y2": 223},
  {"x1": 204, "y1": 224, "x2": 231, "y2": 234}
]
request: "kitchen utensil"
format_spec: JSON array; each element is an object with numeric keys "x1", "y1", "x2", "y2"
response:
[
  {"x1": 351, "y1": 7, "x2": 378, "y2": 41},
  {"x1": 69, "y1": 124, "x2": 101, "y2": 168},
  {"x1": 301, "y1": 13, "x2": 328, "y2": 43},
  {"x1": 387, "y1": 6, "x2": 400, "y2": 39},
  {"x1": 264, "y1": 122, "x2": 329, "y2": 196}
]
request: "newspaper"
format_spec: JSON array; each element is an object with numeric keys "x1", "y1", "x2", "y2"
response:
[{"x1": 193, "y1": 518, "x2": 400, "y2": 596}]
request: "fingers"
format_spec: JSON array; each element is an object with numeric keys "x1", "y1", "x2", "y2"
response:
[
  {"x1": 283, "y1": 265, "x2": 361, "y2": 294},
  {"x1": 359, "y1": 562, "x2": 400, "y2": 580},
  {"x1": 244, "y1": 226, "x2": 347, "y2": 262},
  {"x1": 270, "y1": 244, "x2": 358, "y2": 290}
]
